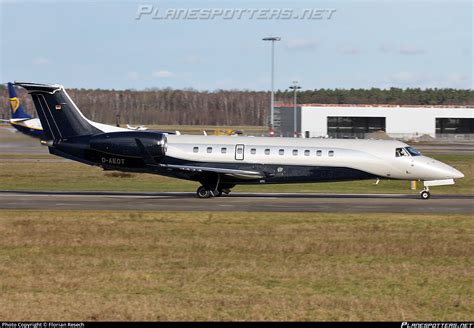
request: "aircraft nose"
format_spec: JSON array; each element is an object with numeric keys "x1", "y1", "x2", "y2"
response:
[
  {"x1": 449, "y1": 167, "x2": 464, "y2": 179},
  {"x1": 435, "y1": 161, "x2": 464, "y2": 179},
  {"x1": 418, "y1": 156, "x2": 464, "y2": 180}
]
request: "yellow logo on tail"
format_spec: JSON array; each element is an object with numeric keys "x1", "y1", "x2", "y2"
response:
[{"x1": 10, "y1": 97, "x2": 20, "y2": 113}]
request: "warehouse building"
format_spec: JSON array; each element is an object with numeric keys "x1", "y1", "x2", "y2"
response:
[{"x1": 274, "y1": 104, "x2": 474, "y2": 140}]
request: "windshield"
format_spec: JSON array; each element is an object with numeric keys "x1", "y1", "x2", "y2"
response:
[{"x1": 405, "y1": 147, "x2": 422, "y2": 156}]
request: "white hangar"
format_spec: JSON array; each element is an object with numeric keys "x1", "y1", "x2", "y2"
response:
[{"x1": 274, "y1": 104, "x2": 474, "y2": 139}]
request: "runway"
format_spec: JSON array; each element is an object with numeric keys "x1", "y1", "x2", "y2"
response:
[{"x1": 1, "y1": 191, "x2": 472, "y2": 214}]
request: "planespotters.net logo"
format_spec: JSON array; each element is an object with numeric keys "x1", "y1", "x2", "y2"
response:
[
  {"x1": 401, "y1": 323, "x2": 474, "y2": 328},
  {"x1": 135, "y1": 5, "x2": 337, "y2": 20}
]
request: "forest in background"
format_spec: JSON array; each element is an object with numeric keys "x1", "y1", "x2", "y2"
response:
[{"x1": 1, "y1": 85, "x2": 472, "y2": 126}]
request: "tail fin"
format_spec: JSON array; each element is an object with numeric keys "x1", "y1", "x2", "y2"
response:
[
  {"x1": 7, "y1": 82, "x2": 32, "y2": 119},
  {"x1": 14, "y1": 82, "x2": 102, "y2": 140}
]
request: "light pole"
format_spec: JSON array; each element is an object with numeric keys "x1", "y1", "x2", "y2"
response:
[
  {"x1": 289, "y1": 81, "x2": 301, "y2": 138},
  {"x1": 262, "y1": 37, "x2": 281, "y2": 136}
]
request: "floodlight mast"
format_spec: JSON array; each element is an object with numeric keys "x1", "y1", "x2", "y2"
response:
[
  {"x1": 289, "y1": 81, "x2": 301, "y2": 138},
  {"x1": 262, "y1": 37, "x2": 281, "y2": 136}
]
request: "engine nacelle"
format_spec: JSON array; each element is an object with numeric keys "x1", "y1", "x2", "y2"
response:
[{"x1": 90, "y1": 131, "x2": 167, "y2": 158}]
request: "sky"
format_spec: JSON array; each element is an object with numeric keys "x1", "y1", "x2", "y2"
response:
[{"x1": 0, "y1": 0, "x2": 472, "y2": 91}]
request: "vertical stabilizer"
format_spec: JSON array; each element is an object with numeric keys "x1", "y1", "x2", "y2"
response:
[
  {"x1": 7, "y1": 82, "x2": 31, "y2": 119},
  {"x1": 14, "y1": 82, "x2": 102, "y2": 140}
]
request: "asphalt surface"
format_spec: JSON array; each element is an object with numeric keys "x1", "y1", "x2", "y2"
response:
[{"x1": 1, "y1": 191, "x2": 472, "y2": 214}]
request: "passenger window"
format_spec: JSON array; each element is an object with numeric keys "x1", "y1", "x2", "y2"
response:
[
  {"x1": 304, "y1": 150, "x2": 310, "y2": 156},
  {"x1": 293, "y1": 149, "x2": 298, "y2": 156},
  {"x1": 251, "y1": 148, "x2": 256, "y2": 155},
  {"x1": 316, "y1": 150, "x2": 322, "y2": 157},
  {"x1": 329, "y1": 150, "x2": 334, "y2": 157},
  {"x1": 221, "y1": 147, "x2": 227, "y2": 154},
  {"x1": 207, "y1": 147, "x2": 212, "y2": 153},
  {"x1": 279, "y1": 149, "x2": 284, "y2": 155},
  {"x1": 265, "y1": 149, "x2": 270, "y2": 155},
  {"x1": 193, "y1": 147, "x2": 199, "y2": 153}
]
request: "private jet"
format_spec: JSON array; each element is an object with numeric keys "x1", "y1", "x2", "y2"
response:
[{"x1": 14, "y1": 82, "x2": 464, "y2": 199}]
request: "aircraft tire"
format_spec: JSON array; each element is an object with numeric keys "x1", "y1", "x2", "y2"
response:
[
  {"x1": 197, "y1": 186, "x2": 211, "y2": 199},
  {"x1": 420, "y1": 190, "x2": 430, "y2": 200}
]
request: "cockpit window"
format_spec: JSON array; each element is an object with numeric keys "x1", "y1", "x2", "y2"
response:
[
  {"x1": 396, "y1": 147, "x2": 422, "y2": 157},
  {"x1": 395, "y1": 148, "x2": 408, "y2": 157},
  {"x1": 406, "y1": 147, "x2": 421, "y2": 156}
]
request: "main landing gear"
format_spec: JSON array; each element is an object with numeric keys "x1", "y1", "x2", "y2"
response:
[
  {"x1": 196, "y1": 174, "x2": 234, "y2": 198},
  {"x1": 420, "y1": 187, "x2": 430, "y2": 200},
  {"x1": 196, "y1": 186, "x2": 231, "y2": 199}
]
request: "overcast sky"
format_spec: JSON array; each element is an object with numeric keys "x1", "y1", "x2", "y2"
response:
[{"x1": 1, "y1": 0, "x2": 472, "y2": 90}]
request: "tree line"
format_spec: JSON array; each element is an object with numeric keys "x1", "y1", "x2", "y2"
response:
[
  {"x1": 277, "y1": 88, "x2": 474, "y2": 106},
  {"x1": 0, "y1": 85, "x2": 472, "y2": 126}
]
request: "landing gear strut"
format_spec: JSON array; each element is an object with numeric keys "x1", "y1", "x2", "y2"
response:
[{"x1": 420, "y1": 187, "x2": 430, "y2": 200}]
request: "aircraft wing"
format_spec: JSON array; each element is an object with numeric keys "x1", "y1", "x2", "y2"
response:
[{"x1": 160, "y1": 164, "x2": 265, "y2": 180}]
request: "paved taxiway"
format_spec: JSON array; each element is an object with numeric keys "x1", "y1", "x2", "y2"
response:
[{"x1": 1, "y1": 191, "x2": 472, "y2": 214}]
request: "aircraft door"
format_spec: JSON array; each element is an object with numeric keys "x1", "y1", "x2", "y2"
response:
[{"x1": 235, "y1": 144, "x2": 245, "y2": 160}]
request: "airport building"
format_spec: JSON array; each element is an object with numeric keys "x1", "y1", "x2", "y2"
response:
[{"x1": 274, "y1": 104, "x2": 474, "y2": 140}]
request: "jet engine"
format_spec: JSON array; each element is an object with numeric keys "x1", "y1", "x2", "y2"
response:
[{"x1": 90, "y1": 131, "x2": 167, "y2": 159}]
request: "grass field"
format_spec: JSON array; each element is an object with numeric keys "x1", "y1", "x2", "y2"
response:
[
  {"x1": 0, "y1": 153, "x2": 472, "y2": 194},
  {"x1": 0, "y1": 210, "x2": 472, "y2": 321}
]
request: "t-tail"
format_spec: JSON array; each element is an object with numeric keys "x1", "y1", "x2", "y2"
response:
[
  {"x1": 13, "y1": 82, "x2": 126, "y2": 141},
  {"x1": 8, "y1": 82, "x2": 31, "y2": 119}
]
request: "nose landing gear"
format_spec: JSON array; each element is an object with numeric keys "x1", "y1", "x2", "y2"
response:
[{"x1": 420, "y1": 187, "x2": 430, "y2": 200}]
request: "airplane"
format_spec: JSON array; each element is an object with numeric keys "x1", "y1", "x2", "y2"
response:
[
  {"x1": 1, "y1": 82, "x2": 45, "y2": 139},
  {"x1": 13, "y1": 82, "x2": 464, "y2": 199}
]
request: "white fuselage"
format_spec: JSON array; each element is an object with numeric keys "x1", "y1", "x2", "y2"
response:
[{"x1": 164, "y1": 135, "x2": 464, "y2": 182}]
